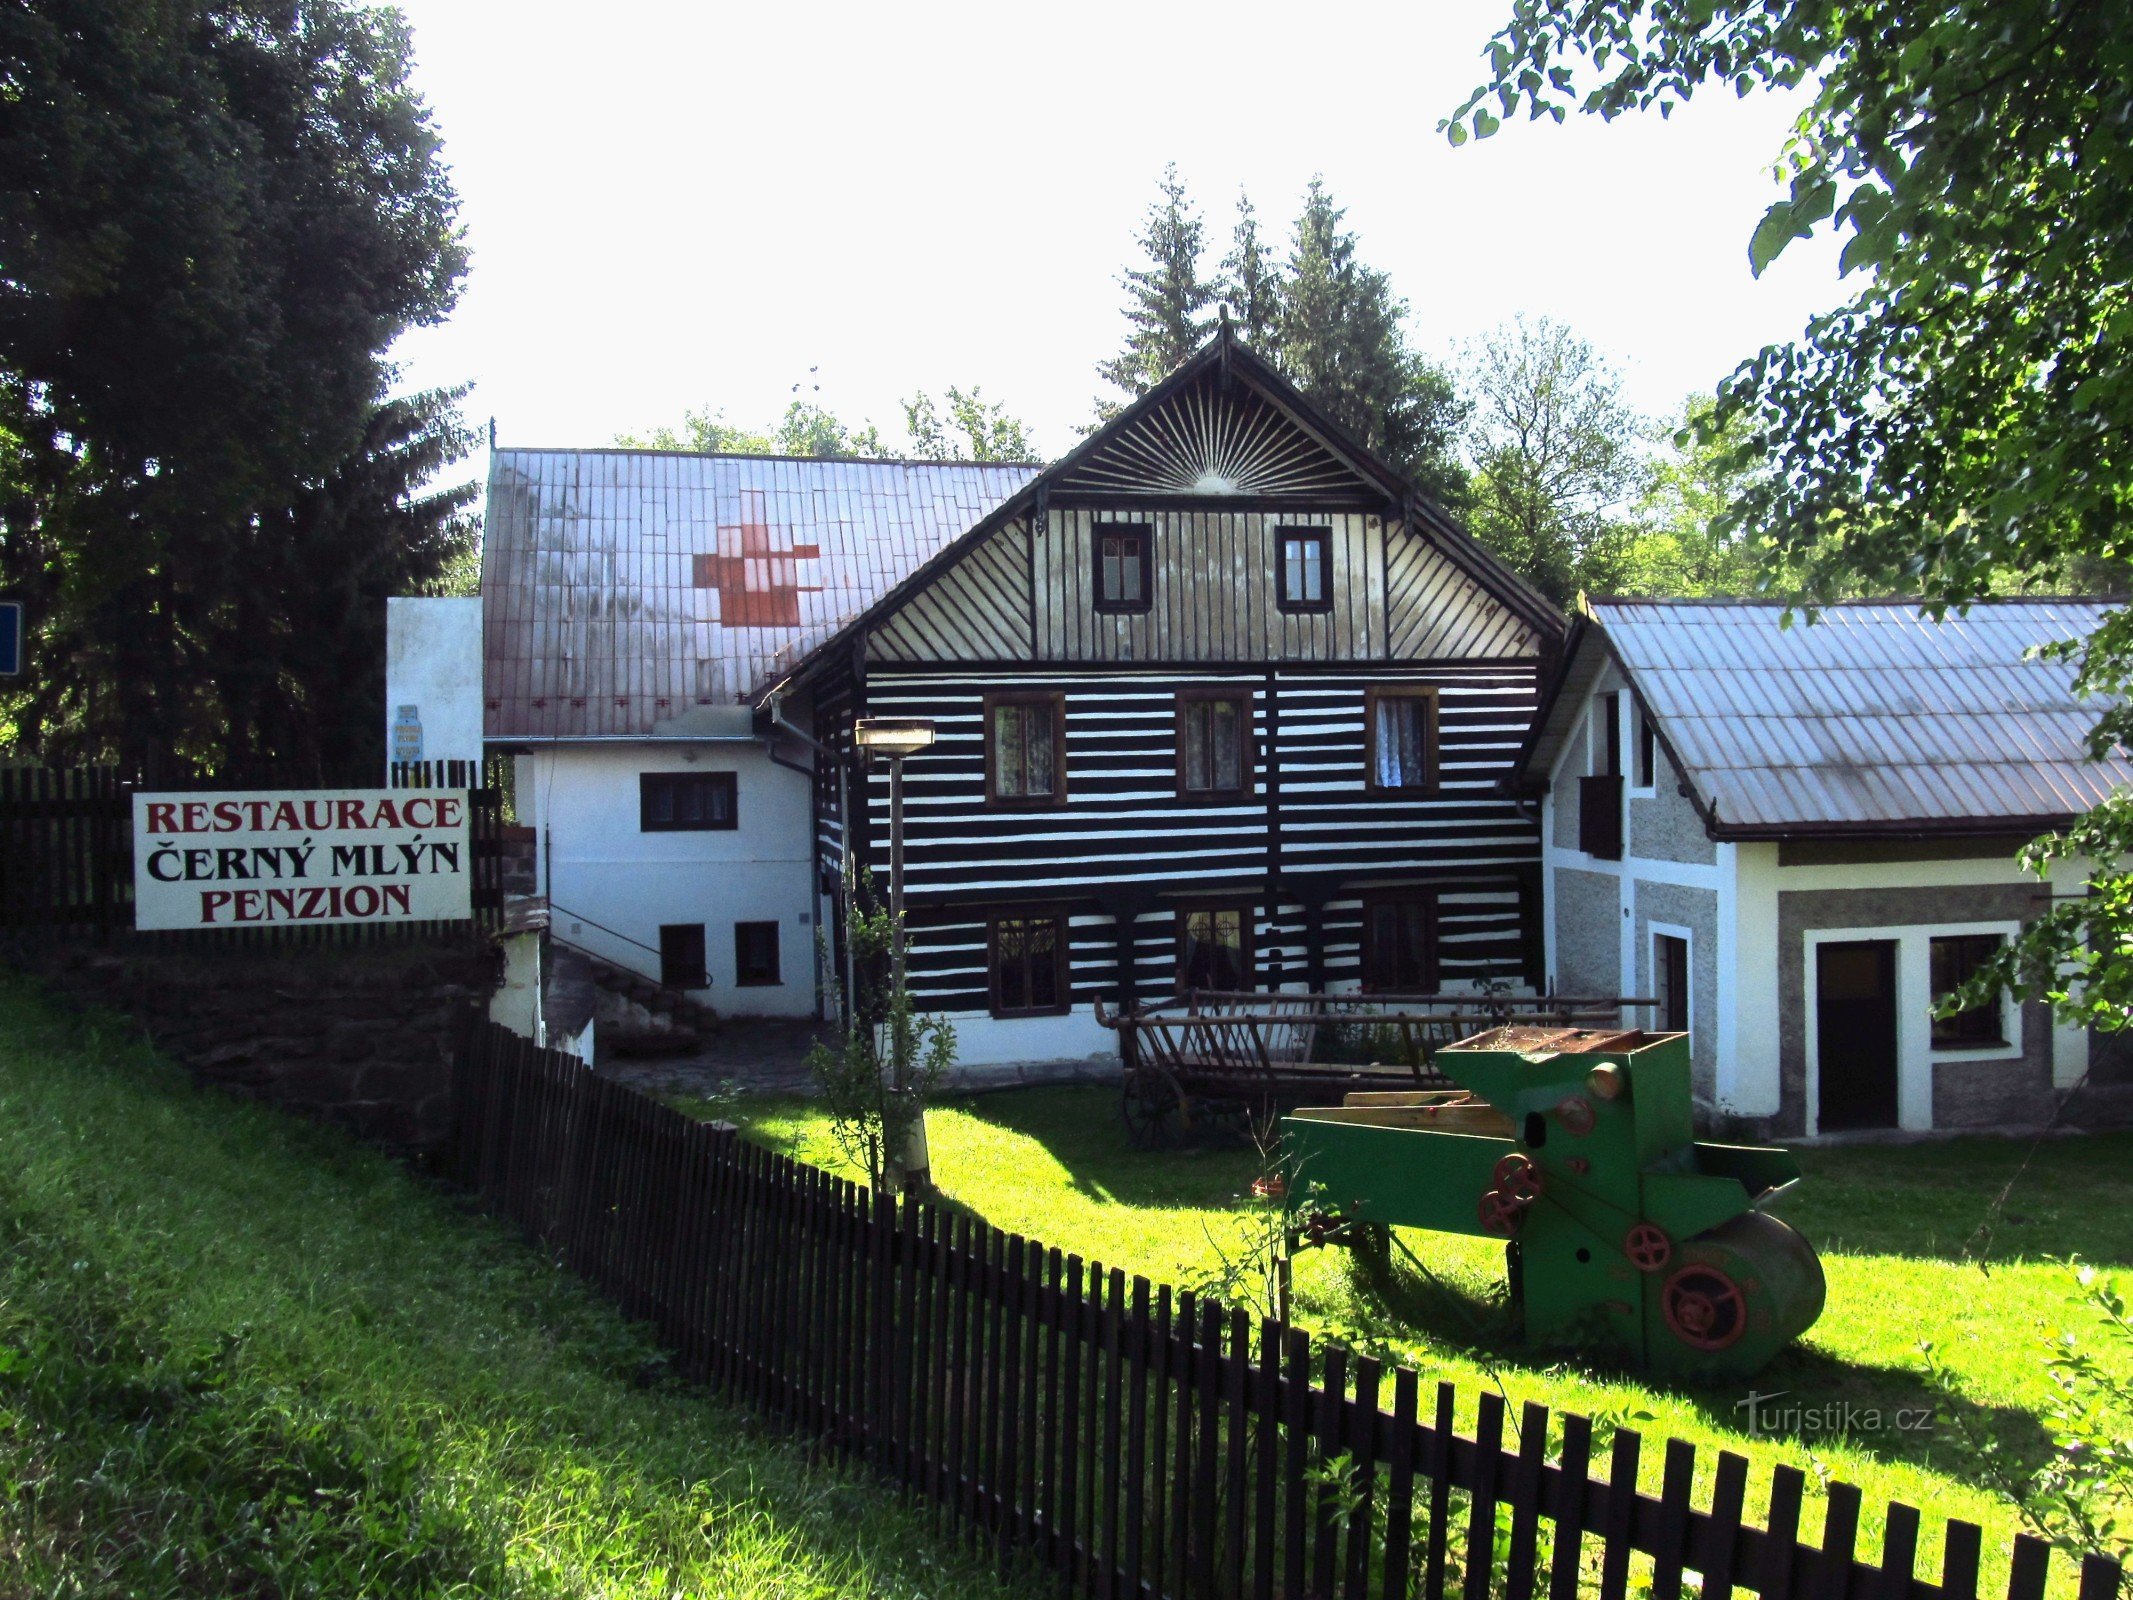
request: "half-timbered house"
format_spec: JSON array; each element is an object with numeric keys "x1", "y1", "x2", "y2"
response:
[{"x1": 762, "y1": 328, "x2": 1565, "y2": 1065}]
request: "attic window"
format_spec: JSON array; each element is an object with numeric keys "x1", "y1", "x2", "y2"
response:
[
  {"x1": 1093, "y1": 525, "x2": 1152, "y2": 613},
  {"x1": 1276, "y1": 527, "x2": 1331, "y2": 612},
  {"x1": 1635, "y1": 705, "x2": 1656, "y2": 790}
]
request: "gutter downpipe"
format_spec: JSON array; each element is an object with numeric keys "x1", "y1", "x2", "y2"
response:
[{"x1": 766, "y1": 690, "x2": 853, "y2": 1031}]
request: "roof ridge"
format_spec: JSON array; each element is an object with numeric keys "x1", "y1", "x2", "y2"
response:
[{"x1": 494, "y1": 444, "x2": 1047, "y2": 469}]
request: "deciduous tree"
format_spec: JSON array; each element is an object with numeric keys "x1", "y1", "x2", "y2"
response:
[
  {"x1": 902, "y1": 387, "x2": 1037, "y2": 462},
  {"x1": 1461, "y1": 316, "x2": 1639, "y2": 606},
  {"x1": 1451, "y1": 0, "x2": 2133, "y2": 1023}
]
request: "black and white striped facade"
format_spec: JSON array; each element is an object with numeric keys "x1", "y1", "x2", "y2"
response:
[{"x1": 777, "y1": 332, "x2": 1565, "y2": 1065}]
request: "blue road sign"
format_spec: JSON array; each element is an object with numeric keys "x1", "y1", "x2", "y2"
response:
[{"x1": 0, "y1": 600, "x2": 19, "y2": 676}]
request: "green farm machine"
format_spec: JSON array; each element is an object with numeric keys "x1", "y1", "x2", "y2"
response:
[{"x1": 1281, "y1": 1026, "x2": 1824, "y2": 1378}]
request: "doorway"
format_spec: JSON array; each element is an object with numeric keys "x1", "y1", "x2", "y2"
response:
[
  {"x1": 1815, "y1": 939, "x2": 1899, "y2": 1131},
  {"x1": 659, "y1": 923, "x2": 708, "y2": 990}
]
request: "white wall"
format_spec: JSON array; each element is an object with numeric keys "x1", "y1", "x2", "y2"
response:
[
  {"x1": 524, "y1": 741, "x2": 818, "y2": 1018},
  {"x1": 950, "y1": 1007, "x2": 1119, "y2": 1069},
  {"x1": 385, "y1": 598, "x2": 483, "y2": 775},
  {"x1": 1734, "y1": 845, "x2": 2093, "y2": 1125}
]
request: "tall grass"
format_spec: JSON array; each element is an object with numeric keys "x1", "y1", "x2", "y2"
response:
[{"x1": 0, "y1": 973, "x2": 1015, "y2": 1599}]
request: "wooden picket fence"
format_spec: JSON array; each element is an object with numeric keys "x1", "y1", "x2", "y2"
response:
[
  {"x1": 447, "y1": 1021, "x2": 2123, "y2": 1600},
  {"x1": 0, "y1": 760, "x2": 505, "y2": 943}
]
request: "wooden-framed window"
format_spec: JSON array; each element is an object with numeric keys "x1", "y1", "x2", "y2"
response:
[
  {"x1": 734, "y1": 921, "x2": 781, "y2": 987},
  {"x1": 1634, "y1": 704, "x2": 1657, "y2": 790},
  {"x1": 984, "y1": 692, "x2": 1067, "y2": 804},
  {"x1": 1175, "y1": 691, "x2": 1251, "y2": 800},
  {"x1": 1362, "y1": 892, "x2": 1438, "y2": 993},
  {"x1": 989, "y1": 913, "x2": 1069, "y2": 1016},
  {"x1": 1365, "y1": 687, "x2": 1439, "y2": 794},
  {"x1": 1275, "y1": 526, "x2": 1332, "y2": 612},
  {"x1": 1093, "y1": 523, "x2": 1153, "y2": 614},
  {"x1": 1178, "y1": 905, "x2": 1252, "y2": 992},
  {"x1": 1931, "y1": 933, "x2": 2008, "y2": 1047},
  {"x1": 640, "y1": 771, "x2": 737, "y2": 831},
  {"x1": 659, "y1": 923, "x2": 707, "y2": 989}
]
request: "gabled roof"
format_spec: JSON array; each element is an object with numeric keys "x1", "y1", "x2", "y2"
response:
[
  {"x1": 482, "y1": 450, "x2": 1036, "y2": 738},
  {"x1": 1515, "y1": 598, "x2": 2132, "y2": 836},
  {"x1": 760, "y1": 326, "x2": 1564, "y2": 696}
]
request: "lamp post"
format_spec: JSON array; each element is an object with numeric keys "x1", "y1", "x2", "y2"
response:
[{"x1": 852, "y1": 716, "x2": 937, "y2": 1193}]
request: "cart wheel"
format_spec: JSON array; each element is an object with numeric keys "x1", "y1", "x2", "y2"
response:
[{"x1": 1121, "y1": 1065, "x2": 1184, "y2": 1149}]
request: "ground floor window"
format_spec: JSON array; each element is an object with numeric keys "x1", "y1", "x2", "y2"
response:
[
  {"x1": 735, "y1": 921, "x2": 781, "y2": 986},
  {"x1": 1178, "y1": 906, "x2": 1251, "y2": 992},
  {"x1": 1931, "y1": 932, "x2": 2007, "y2": 1047},
  {"x1": 659, "y1": 923, "x2": 707, "y2": 989},
  {"x1": 640, "y1": 771, "x2": 736, "y2": 831},
  {"x1": 1653, "y1": 932, "x2": 1689, "y2": 1032},
  {"x1": 989, "y1": 914, "x2": 1068, "y2": 1016},
  {"x1": 1362, "y1": 893, "x2": 1437, "y2": 992}
]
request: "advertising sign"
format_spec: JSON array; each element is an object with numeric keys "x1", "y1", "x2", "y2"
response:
[{"x1": 133, "y1": 789, "x2": 472, "y2": 930}]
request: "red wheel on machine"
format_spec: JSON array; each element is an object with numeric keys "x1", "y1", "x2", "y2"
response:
[
  {"x1": 1493, "y1": 1152, "x2": 1544, "y2": 1206},
  {"x1": 1493, "y1": 1160, "x2": 1544, "y2": 1211},
  {"x1": 1477, "y1": 1189, "x2": 1524, "y2": 1238},
  {"x1": 1623, "y1": 1223, "x2": 1672, "y2": 1272},
  {"x1": 1661, "y1": 1262, "x2": 1749, "y2": 1351}
]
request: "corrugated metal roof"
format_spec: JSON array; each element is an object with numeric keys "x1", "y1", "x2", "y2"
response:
[
  {"x1": 1570, "y1": 600, "x2": 2129, "y2": 832},
  {"x1": 482, "y1": 448, "x2": 1037, "y2": 737}
]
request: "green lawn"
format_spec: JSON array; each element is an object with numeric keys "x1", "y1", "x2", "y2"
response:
[
  {"x1": 0, "y1": 974, "x2": 1015, "y2": 1600},
  {"x1": 681, "y1": 1083, "x2": 2133, "y2": 1592}
]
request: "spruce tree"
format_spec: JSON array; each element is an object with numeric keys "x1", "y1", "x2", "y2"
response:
[
  {"x1": 1219, "y1": 193, "x2": 1281, "y2": 351},
  {"x1": 1275, "y1": 179, "x2": 1468, "y2": 506},
  {"x1": 1095, "y1": 165, "x2": 1214, "y2": 412}
]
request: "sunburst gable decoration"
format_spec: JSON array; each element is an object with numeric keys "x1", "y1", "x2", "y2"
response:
[{"x1": 1055, "y1": 369, "x2": 1377, "y2": 500}]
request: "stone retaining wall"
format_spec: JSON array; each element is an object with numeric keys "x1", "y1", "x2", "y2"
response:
[{"x1": 6, "y1": 939, "x2": 496, "y2": 1151}]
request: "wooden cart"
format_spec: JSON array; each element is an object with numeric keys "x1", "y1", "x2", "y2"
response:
[{"x1": 1093, "y1": 990, "x2": 1650, "y2": 1147}]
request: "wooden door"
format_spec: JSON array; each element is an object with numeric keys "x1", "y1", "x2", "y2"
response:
[
  {"x1": 1654, "y1": 933, "x2": 1689, "y2": 1033},
  {"x1": 659, "y1": 923, "x2": 707, "y2": 990},
  {"x1": 1815, "y1": 939, "x2": 1899, "y2": 1131}
]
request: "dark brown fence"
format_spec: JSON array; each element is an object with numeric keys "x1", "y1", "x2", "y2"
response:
[
  {"x1": 0, "y1": 760, "x2": 505, "y2": 942},
  {"x1": 448, "y1": 1021, "x2": 2122, "y2": 1600}
]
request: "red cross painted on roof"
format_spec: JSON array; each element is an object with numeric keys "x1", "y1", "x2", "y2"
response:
[{"x1": 691, "y1": 489, "x2": 822, "y2": 627}]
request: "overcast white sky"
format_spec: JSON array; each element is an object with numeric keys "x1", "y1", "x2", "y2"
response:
[{"x1": 383, "y1": 0, "x2": 1845, "y2": 460}]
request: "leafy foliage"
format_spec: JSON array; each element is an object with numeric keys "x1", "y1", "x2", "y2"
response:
[
  {"x1": 1611, "y1": 395, "x2": 1768, "y2": 598},
  {"x1": 807, "y1": 874, "x2": 956, "y2": 1195},
  {"x1": 774, "y1": 400, "x2": 886, "y2": 459},
  {"x1": 1460, "y1": 316, "x2": 1641, "y2": 605},
  {"x1": 613, "y1": 406, "x2": 776, "y2": 454},
  {"x1": 0, "y1": 0, "x2": 469, "y2": 770},
  {"x1": 621, "y1": 389, "x2": 1035, "y2": 463},
  {"x1": 902, "y1": 387, "x2": 1038, "y2": 462},
  {"x1": 1451, "y1": 0, "x2": 2133, "y2": 1018}
]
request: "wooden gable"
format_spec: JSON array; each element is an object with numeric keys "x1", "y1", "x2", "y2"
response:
[
  {"x1": 826, "y1": 328, "x2": 1560, "y2": 674},
  {"x1": 1050, "y1": 362, "x2": 1385, "y2": 504}
]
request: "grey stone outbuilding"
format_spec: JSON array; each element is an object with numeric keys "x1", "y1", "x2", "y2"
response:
[{"x1": 1514, "y1": 599, "x2": 2131, "y2": 1137}]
